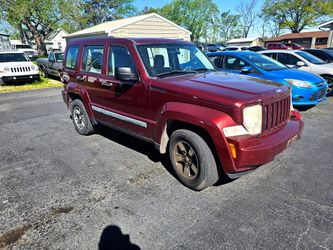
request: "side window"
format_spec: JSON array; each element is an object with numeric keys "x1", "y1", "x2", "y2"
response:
[
  {"x1": 65, "y1": 46, "x2": 79, "y2": 69},
  {"x1": 263, "y1": 53, "x2": 276, "y2": 60},
  {"x1": 223, "y1": 56, "x2": 248, "y2": 71},
  {"x1": 209, "y1": 56, "x2": 222, "y2": 68},
  {"x1": 277, "y1": 53, "x2": 299, "y2": 65},
  {"x1": 108, "y1": 46, "x2": 135, "y2": 76},
  {"x1": 49, "y1": 53, "x2": 55, "y2": 62},
  {"x1": 82, "y1": 45, "x2": 104, "y2": 74}
]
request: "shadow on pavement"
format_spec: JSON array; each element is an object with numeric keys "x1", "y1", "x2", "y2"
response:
[
  {"x1": 96, "y1": 125, "x2": 234, "y2": 188},
  {"x1": 295, "y1": 105, "x2": 315, "y2": 112},
  {"x1": 99, "y1": 225, "x2": 140, "y2": 250}
]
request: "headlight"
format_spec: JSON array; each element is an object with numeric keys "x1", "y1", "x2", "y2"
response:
[
  {"x1": 243, "y1": 104, "x2": 262, "y2": 135},
  {"x1": 285, "y1": 79, "x2": 312, "y2": 88},
  {"x1": 4, "y1": 67, "x2": 10, "y2": 72},
  {"x1": 31, "y1": 65, "x2": 36, "y2": 71}
]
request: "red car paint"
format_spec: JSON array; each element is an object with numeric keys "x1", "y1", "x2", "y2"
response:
[
  {"x1": 61, "y1": 37, "x2": 303, "y2": 177},
  {"x1": 267, "y1": 42, "x2": 293, "y2": 50}
]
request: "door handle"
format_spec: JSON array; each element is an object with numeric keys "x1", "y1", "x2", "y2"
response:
[
  {"x1": 101, "y1": 80, "x2": 113, "y2": 87},
  {"x1": 76, "y1": 75, "x2": 86, "y2": 81}
]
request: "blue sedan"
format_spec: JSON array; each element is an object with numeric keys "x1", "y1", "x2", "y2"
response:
[{"x1": 207, "y1": 51, "x2": 328, "y2": 106}]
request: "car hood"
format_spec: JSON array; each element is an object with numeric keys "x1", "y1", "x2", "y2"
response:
[
  {"x1": 0, "y1": 61, "x2": 35, "y2": 68},
  {"x1": 266, "y1": 68, "x2": 323, "y2": 84},
  {"x1": 153, "y1": 71, "x2": 289, "y2": 109}
]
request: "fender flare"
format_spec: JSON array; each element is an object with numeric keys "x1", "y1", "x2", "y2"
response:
[
  {"x1": 154, "y1": 102, "x2": 239, "y2": 173},
  {"x1": 67, "y1": 82, "x2": 95, "y2": 123}
]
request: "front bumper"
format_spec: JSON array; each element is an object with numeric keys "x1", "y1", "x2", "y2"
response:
[
  {"x1": 225, "y1": 112, "x2": 304, "y2": 176},
  {"x1": 292, "y1": 84, "x2": 328, "y2": 106},
  {"x1": 1, "y1": 73, "x2": 40, "y2": 83}
]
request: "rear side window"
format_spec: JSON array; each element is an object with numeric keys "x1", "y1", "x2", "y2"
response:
[
  {"x1": 82, "y1": 45, "x2": 104, "y2": 73},
  {"x1": 65, "y1": 46, "x2": 79, "y2": 69}
]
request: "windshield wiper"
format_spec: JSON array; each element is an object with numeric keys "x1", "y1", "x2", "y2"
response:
[
  {"x1": 194, "y1": 68, "x2": 215, "y2": 72},
  {"x1": 156, "y1": 70, "x2": 196, "y2": 77}
]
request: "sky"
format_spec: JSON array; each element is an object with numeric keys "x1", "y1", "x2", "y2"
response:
[
  {"x1": 134, "y1": 0, "x2": 264, "y2": 15},
  {"x1": 133, "y1": 0, "x2": 265, "y2": 37}
]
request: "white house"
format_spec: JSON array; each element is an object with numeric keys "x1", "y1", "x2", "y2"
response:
[
  {"x1": 66, "y1": 13, "x2": 191, "y2": 41},
  {"x1": 44, "y1": 28, "x2": 68, "y2": 52},
  {"x1": 227, "y1": 37, "x2": 264, "y2": 47}
]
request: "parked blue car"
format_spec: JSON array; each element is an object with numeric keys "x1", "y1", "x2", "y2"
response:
[{"x1": 207, "y1": 51, "x2": 328, "y2": 106}]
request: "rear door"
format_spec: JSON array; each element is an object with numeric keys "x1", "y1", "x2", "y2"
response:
[
  {"x1": 76, "y1": 43, "x2": 108, "y2": 122},
  {"x1": 97, "y1": 43, "x2": 151, "y2": 138}
]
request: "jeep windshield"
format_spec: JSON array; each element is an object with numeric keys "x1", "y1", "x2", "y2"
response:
[
  {"x1": 0, "y1": 53, "x2": 29, "y2": 62},
  {"x1": 137, "y1": 43, "x2": 215, "y2": 77}
]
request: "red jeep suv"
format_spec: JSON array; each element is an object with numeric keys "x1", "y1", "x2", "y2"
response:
[{"x1": 61, "y1": 37, "x2": 303, "y2": 190}]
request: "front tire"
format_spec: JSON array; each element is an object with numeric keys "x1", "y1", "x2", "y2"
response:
[
  {"x1": 323, "y1": 75, "x2": 333, "y2": 96},
  {"x1": 71, "y1": 99, "x2": 94, "y2": 135},
  {"x1": 168, "y1": 129, "x2": 219, "y2": 191}
]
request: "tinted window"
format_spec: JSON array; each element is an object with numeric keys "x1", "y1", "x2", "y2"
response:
[
  {"x1": 208, "y1": 56, "x2": 222, "y2": 68},
  {"x1": 295, "y1": 51, "x2": 325, "y2": 65},
  {"x1": 108, "y1": 46, "x2": 135, "y2": 76},
  {"x1": 262, "y1": 52, "x2": 276, "y2": 60},
  {"x1": 277, "y1": 53, "x2": 299, "y2": 65},
  {"x1": 223, "y1": 56, "x2": 249, "y2": 71},
  {"x1": 65, "y1": 46, "x2": 79, "y2": 69},
  {"x1": 49, "y1": 53, "x2": 55, "y2": 62},
  {"x1": 0, "y1": 53, "x2": 28, "y2": 62},
  {"x1": 82, "y1": 45, "x2": 104, "y2": 73}
]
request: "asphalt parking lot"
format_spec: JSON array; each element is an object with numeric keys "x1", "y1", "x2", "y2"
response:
[{"x1": 0, "y1": 87, "x2": 332, "y2": 249}]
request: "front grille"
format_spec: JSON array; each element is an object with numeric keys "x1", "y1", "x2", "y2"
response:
[
  {"x1": 262, "y1": 96, "x2": 290, "y2": 132},
  {"x1": 10, "y1": 66, "x2": 32, "y2": 73}
]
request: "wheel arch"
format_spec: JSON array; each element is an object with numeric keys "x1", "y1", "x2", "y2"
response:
[{"x1": 154, "y1": 102, "x2": 238, "y2": 174}]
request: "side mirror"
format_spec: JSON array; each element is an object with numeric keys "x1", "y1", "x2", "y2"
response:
[
  {"x1": 115, "y1": 67, "x2": 139, "y2": 82},
  {"x1": 241, "y1": 66, "x2": 253, "y2": 74},
  {"x1": 296, "y1": 61, "x2": 306, "y2": 67}
]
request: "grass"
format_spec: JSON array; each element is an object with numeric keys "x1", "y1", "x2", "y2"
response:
[{"x1": 0, "y1": 76, "x2": 63, "y2": 93}]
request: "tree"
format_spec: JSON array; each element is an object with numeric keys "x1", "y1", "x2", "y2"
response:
[
  {"x1": 219, "y1": 11, "x2": 242, "y2": 43},
  {"x1": 237, "y1": 0, "x2": 258, "y2": 38},
  {"x1": 159, "y1": 0, "x2": 220, "y2": 42},
  {"x1": 82, "y1": 0, "x2": 136, "y2": 26},
  {"x1": 139, "y1": 6, "x2": 160, "y2": 15},
  {"x1": 0, "y1": 0, "x2": 61, "y2": 55},
  {"x1": 262, "y1": 0, "x2": 333, "y2": 33}
]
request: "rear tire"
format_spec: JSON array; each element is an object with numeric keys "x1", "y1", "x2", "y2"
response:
[
  {"x1": 71, "y1": 99, "x2": 94, "y2": 135},
  {"x1": 168, "y1": 129, "x2": 219, "y2": 191}
]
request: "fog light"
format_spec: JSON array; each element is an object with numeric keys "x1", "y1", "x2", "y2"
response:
[
  {"x1": 229, "y1": 143, "x2": 237, "y2": 159},
  {"x1": 294, "y1": 96, "x2": 303, "y2": 101}
]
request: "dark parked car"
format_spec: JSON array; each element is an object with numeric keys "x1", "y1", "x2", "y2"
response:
[
  {"x1": 61, "y1": 37, "x2": 303, "y2": 190},
  {"x1": 303, "y1": 49, "x2": 333, "y2": 63},
  {"x1": 36, "y1": 51, "x2": 64, "y2": 78},
  {"x1": 206, "y1": 44, "x2": 223, "y2": 52},
  {"x1": 248, "y1": 46, "x2": 266, "y2": 52},
  {"x1": 283, "y1": 43, "x2": 304, "y2": 50},
  {"x1": 267, "y1": 42, "x2": 293, "y2": 50}
]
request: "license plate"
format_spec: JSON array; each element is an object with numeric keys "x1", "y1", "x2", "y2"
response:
[{"x1": 287, "y1": 135, "x2": 297, "y2": 147}]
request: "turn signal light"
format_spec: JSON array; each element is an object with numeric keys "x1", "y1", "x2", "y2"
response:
[{"x1": 229, "y1": 143, "x2": 237, "y2": 159}]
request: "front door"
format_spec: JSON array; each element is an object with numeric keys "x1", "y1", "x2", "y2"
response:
[{"x1": 97, "y1": 44, "x2": 151, "y2": 138}]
